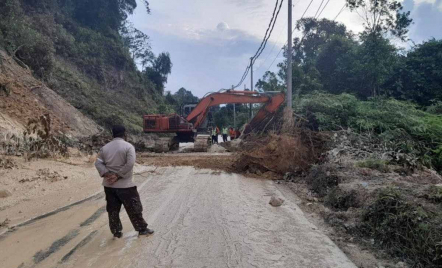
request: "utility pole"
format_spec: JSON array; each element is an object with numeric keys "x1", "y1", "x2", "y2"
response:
[
  {"x1": 249, "y1": 57, "x2": 253, "y2": 120},
  {"x1": 286, "y1": 0, "x2": 293, "y2": 115},
  {"x1": 232, "y1": 85, "x2": 236, "y2": 128}
]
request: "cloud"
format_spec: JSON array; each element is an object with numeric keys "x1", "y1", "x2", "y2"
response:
[
  {"x1": 404, "y1": 0, "x2": 442, "y2": 43},
  {"x1": 414, "y1": 0, "x2": 437, "y2": 4},
  {"x1": 217, "y1": 22, "x2": 230, "y2": 31}
]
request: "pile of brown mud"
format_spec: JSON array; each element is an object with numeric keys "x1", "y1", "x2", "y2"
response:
[
  {"x1": 137, "y1": 153, "x2": 236, "y2": 172},
  {"x1": 233, "y1": 131, "x2": 327, "y2": 176}
]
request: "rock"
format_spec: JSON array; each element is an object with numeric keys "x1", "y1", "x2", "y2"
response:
[
  {"x1": 0, "y1": 189, "x2": 12, "y2": 198},
  {"x1": 269, "y1": 196, "x2": 284, "y2": 207}
]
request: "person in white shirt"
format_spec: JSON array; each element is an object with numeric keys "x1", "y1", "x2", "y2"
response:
[{"x1": 95, "y1": 125, "x2": 154, "y2": 238}]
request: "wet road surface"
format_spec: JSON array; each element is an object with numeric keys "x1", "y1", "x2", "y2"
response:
[{"x1": 0, "y1": 166, "x2": 356, "y2": 268}]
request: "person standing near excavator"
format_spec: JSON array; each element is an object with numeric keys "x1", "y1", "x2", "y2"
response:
[
  {"x1": 95, "y1": 125, "x2": 154, "y2": 238},
  {"x1": 215, "y1": 126, "x2": 220, "y2": 143},
  {"x1": 222, "y1": 127, "x2": 228, "y2": 142},
  {"x1": 211, "y1": 126, "x2": 217, "y2": 144},
  {"x1": 229, "y1": 127, "x2": 236, "y2": 141}
]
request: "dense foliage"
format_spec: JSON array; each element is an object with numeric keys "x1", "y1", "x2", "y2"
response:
[
  {"x1": 297, "y1": 92, "x2": 442, "y2": 170},
  {"x1": 164, "y1": 87, "x2": 199, "y2": 114},
  {"x1": 254, "y1": 5, "x2": 441, "y2": 171},
  {"x1": 0, "y1": 0, "x2": 171, "y2": 132}
]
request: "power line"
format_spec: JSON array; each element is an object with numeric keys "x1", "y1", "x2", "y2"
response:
[
  {"x1": 264, "y1": 0, "x2": 315, "y2": 73},
  {"x1": 231, "y1": 0, "x2": 284, "y2": 89},
  {"x1": 300, "y1": 0, "x2": 315, "y2": 20},
  {"x1": 254, "y1": 0, "x2": 302, "y2": 74},
  {"x1": 251, "y1": 0, "x2": 281, "y2": 62},
  {"x1": 334, "y1": 3, "x2": 346, "y2": 21},
  {"x1": 314, "y1": 0, "x2": 325, "y2": 18},
  {"x1": 252, "y1": 0, "x2": 284, "y2": 66},
  {"x1": 317, "y1": 0, "x2": 331, "y2": 18}
]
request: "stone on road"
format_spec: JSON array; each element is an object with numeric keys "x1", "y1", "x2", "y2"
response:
[{"x1": 0, "y1": 166, "x2": 356, "y2": 268}]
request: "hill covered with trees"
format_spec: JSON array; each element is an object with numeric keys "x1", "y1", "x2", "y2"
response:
[{"x1": 0, "y1": 0, "x2": 172, "y2": 132}]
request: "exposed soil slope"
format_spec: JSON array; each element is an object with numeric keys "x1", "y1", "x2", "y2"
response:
[{"x1": 0, "y1": 50, "x2": 100, "y2": 137}]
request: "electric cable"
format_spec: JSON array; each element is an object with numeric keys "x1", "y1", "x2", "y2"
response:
[
  {"x1": 314, "y1": 0, "x2": 325, "y2": 18},
  {"x1": 317, "y1": 0, "x2": 332, "y2": 18},
  {"x1": 263, "y1": 0, "x2": 315, "y2": 73},
  {"x1": 231, "y1": 0, "x2": 285, "y2": 89},
  {"x1": 334, "y1": 3, "x2": 346, "y2": 20}
]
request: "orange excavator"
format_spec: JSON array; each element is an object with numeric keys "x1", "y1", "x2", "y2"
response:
[{"x1": 143, "y1": 90, "x2": 285, "y2": 152}]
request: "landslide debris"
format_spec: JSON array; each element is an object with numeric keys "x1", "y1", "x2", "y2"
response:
[
  {"x1": 233, "y1": 131, "x2": 327, "y2": 176},
  {"x1": 0, "y1": 158, "x2": 16, "y2": 169},
  {"x1": 283, "y1": 130, "x2": 442, "y2": 268},
  {"x1": 19, "y1": 168, "x2": 67, "y2": 183}
]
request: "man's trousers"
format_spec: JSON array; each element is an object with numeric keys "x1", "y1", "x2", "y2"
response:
[{"x1": 104, "y1": 186, "x2": 148, "y2": 234}]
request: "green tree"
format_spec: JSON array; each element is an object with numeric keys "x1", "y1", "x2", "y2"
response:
[
  {"x1": 315, "y1": 35, "x2": 360, "y2": 94},
  {"x1": 145, "y1": 52, "x2": 172, "y2": 93},
  {"x1": 255, "y1": 71, "x2": 284, "y2": 92},
  {"x1": 346, "y1": 0, "x2": 412, "y2": 97},
  {"x1": 293, "y1": 18, "x2": 351, "y2": 64},
  {"x1": 165, "y1": 87, "x2": 199, "y2": 113},
  {"x1": 347, "y1": 0, "x2": 412, "y2": 41},
  {"x1": 386, "y1": 39, "x2": 442, "y2": 106},
  {"x1": 277, "y1": 18, "x2": 353, "y2": 98},
  {"x1": 120, "y1": 22, "x2": 153, "y2": 70},
  {"x1": 63, "y1": 0, "x2": 149, "y2": 32}
]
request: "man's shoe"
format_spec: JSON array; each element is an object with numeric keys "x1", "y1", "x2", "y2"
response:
[
  {"x1": 114, "y1": 232, "x2": 123, "y2": 238},
  {"x1": 139, "y1": 228, "x2": 154, "y2": 236}
]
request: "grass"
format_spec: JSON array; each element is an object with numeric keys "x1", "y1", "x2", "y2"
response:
[
  {"x1": 360, "y1": 188, "x2": 442, "y2": 267},
  {"x1": 356, "y1": 159, "x2": 390, "y2": 173}
]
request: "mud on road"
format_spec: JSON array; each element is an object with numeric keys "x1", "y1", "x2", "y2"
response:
[
  {"x1": 0, "y1": 166, "x2": 355, "y2": 268},
  {"x1": 138, "y1": 152, "x2": 237, "y2": 172}
]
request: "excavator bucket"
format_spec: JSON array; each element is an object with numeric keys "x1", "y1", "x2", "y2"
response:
[{"x1": 243, "y1": 93, "x2": 285, "y2": 135}]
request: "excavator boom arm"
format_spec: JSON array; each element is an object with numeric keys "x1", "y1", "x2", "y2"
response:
[{"x1": 186, "y1": 91, "x2": 285, "y2": 129}]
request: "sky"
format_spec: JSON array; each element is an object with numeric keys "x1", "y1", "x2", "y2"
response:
[{"x1": 129, "y1": 0, "x2": 442, "y2": 97}]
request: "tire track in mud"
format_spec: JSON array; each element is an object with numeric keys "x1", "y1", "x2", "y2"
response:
[
  {"x1": 2, "y1": 168, "x2": 160, "y2": 268},
  {"x1": 4, "y1": 166, "x2": 357, "y2": 268}
]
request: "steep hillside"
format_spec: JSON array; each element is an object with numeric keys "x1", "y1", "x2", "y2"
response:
[
  {"x1": 0, "y1": 49, "x2": 100, "y2": 137},
  {"x1": 0, "y1": 0, "x2": 168, "y2": 132}
]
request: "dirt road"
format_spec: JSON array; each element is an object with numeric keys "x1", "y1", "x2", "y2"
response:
[{"x1": 0, "y1": 166, "x2": 356, "y2": 268}]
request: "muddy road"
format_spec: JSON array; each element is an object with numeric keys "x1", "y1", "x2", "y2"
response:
[{"x1": 0, "y1": 166, "x2": 355, "y2": 268}]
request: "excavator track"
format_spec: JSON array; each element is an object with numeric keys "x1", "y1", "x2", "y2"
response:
[
  {"x1": 153, "y1": 137, "x2": 179, "y2": 153},
  {"x1": 193, "y1": 135, "x2": 210, "y2": 152}
]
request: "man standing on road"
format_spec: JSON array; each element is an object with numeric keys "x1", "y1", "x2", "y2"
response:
[{"x1": 95, "y1": 125, "x2": 154, "y2": 238}]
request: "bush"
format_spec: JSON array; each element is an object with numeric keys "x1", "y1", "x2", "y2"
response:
[
  {"x1": 424, "y1": 186, "x2": 442, "y2": 203},
  {"x1": 324, "y1": 187, "x2": 361, "y2": 211},
  {"x1": 356, "y1": 159, "x2": 390, "y2": 173},
  {"x1": 306, "y1": 165, "x2": 340, "y2": 197},
  {"x1": 297, "y1": 92, "x2": 358, "y2": 131},
  {"x1": 360, "y1": 188, "x2": 442, "y2": 267},
  {"x1": 297, "y1": 92, "x2": 442, "y2": 171}
]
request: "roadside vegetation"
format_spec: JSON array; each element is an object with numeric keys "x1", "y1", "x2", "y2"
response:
[{"x1": 248, "y1": 0, "x2": 442, "y2": 266}]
